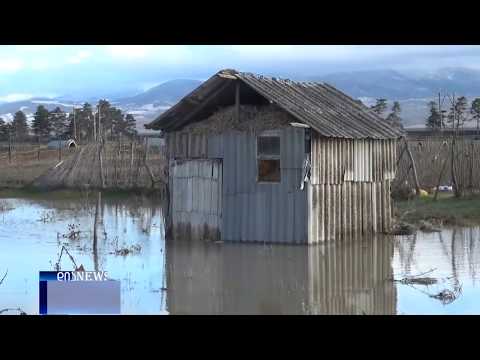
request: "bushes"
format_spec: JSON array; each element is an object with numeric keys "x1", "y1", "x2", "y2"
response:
[{"x1": 391, "y1": 184, "x2": 415, "y2": 201}]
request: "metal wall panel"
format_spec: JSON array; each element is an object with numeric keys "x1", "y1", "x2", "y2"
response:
[
  {"x1": 311, "y1": 133, "x2": 398, "y2": 184},
  {"x1": 169, "y1": 124, "x2": 396, "y2": 243},
  {"x1": 217, "y1": 127, "x2": 307, "y2": 243},
  {"x1": 307, "y1": 181, "x2": 393, "y2": 244},
  {"x1": 171, "y1": 159, "x2": 222, "y2": 241}
]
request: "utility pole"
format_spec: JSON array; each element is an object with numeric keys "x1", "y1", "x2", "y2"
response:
[
  {"x1": 98, "y1": 104, "x2": 101, "y2": 143},
  {"x1": 8, "y1": 128, "x2": 12, "y2": 164},
  {"x1": 438, "y1": 92, "x2": 442, "y2": 131},
  {"x1": 92, "y1": 114, "x2": 96, "y2": 143},
  {"x1": 72, "y1": 105, "x2": 77, "y2": 141},
  {"x1": 438, "y1": 91, "x2": 447, "y2": 131}
]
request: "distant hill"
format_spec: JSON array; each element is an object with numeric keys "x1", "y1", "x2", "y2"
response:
[
  {"x1": 311, "y1": 69, "x2": 431, "y2": 100},
  {"x1": 0, "y1": 98, "x2": 74, "y2": 123},
  {"x1": 115, "y1": 79, "x2": 202, "y2": 133},
  {"x1": 117, "y1": 79, "x2": 202, "y2": 107},
  {"x1": 5, "y1": 68, "x2": 480, "y2": 130},
  {"x1": 306, "y1": 68, "x2": 480, "y2": 127}
]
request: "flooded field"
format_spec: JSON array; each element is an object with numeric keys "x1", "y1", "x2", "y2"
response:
[
  {"x1": 0, "y1": 191, "x2": 167, "y2": 315},
  {"x1": 1, "y1": 190, "x2": 480, "y2": 315}
]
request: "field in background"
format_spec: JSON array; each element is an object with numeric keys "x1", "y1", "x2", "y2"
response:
[
  {"x1": 395, "y1": 137, "x2": 480, "y2": 193},
  {"x1": 0, "y1": 140, "x2": 167, "y2": 191},
  {"x1": 0, "y1": 144, "x2": 77, "y2": 188}
]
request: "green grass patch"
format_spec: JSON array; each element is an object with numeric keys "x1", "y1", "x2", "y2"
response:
[{"x1": 394, "y1": 193, "x2": 480, "y2": 226}]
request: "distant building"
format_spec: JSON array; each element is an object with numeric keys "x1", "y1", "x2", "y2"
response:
[
  {"x1": 47, "y1": 139, "x2": 77, "y2": 149},
  {"x1": 147, "y1": 69, "x2": 403, "y2": 243}
]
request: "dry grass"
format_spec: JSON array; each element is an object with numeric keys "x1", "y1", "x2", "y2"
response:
[
  {"x1": 0, "y1": 147, "x2": 76, "y2": 188},
  {"x1": 182, "y1": 104, "x2": 293, "y2": 135},
  {"x1": 32, "y1": 142, "x2": 167, "y2": 191},
  {"x1": 395, "y1": 138, "x2": 480, "y2": 193}
]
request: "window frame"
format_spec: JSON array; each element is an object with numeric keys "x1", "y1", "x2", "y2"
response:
[{"x1": 256, "y1": 130, "x2": 281, "y2": 184}]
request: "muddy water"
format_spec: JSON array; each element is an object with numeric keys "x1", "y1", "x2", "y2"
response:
[
  {"x1": 1, "y1": 191, "x2": 480, "y2": 315},
  {"x1": 0, "y1": 191, "x2": 167, "y2": 315}
]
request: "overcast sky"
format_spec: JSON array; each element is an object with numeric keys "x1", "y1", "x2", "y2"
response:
[{"x1": 1, "y1": 45, "x2": 480, "y2": 101}]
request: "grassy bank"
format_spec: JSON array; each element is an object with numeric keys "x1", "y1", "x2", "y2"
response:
[
  {"x1": 0, "y1": 187, "x2": 165, "y2": 201},
  {"x1": 394, "y1": 193, "x2": 480, "y2": 226}
]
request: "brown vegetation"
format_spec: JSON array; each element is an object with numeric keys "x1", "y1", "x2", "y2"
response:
[
  {"x1": 0, "y1": 145, "x2": 76, "y2": 188},
  {"x1": 1, "y1": 140, "x2": 168, "y2": 192},
  {"x1": 182, "y1": 104, "x2": 293, "y2": 135},
  {"x1": 394, "y1": 138, "x2": 480, "y2": 197}
]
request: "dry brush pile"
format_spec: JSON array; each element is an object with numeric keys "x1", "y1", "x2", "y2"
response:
[
  {"x1": 182, "y1": 104, "x2": 293, "y2": 135},
  {"x1": 32, "y1": 141, "x2": 167, "y2": 192}
]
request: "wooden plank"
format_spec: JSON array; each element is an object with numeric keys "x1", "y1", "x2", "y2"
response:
[
  {"x1": 324, "y1": 184, "x2": 330, "y2": 241},
  {"x1": 372, "y1": 182, "x2": 377, "y2": 233},
  {"x1": 342, "y1": 182, "x2": 347, "y2": 239},
  {"x1": 331, "y1": 185, "x2": 336, "y2": 241},
  {"x1": 362, "y1": 182, "x2": 368, "y2": 236}
]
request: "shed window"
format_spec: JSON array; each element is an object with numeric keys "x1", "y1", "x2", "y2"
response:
[{"x1": 257, "y1": 135, "x2": 281, "y2": 182}]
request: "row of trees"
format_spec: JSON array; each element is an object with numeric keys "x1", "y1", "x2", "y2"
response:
[
  {"x1": 0, "y1": 100, "x2": 137, "y2": 142},
  {"x1": 368, "y1": 95, "x2": 480, "y2": 132},
  {"x1": 426, "y1": 95, "x2": 480, "y2": 130},
  {"x1": 370, "y1": 98, "x2": 403, "y2": 129}
]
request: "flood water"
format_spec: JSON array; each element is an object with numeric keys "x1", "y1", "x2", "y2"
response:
[{"x1": 1, "y1": 190, "x2": 480, "y2": 315}]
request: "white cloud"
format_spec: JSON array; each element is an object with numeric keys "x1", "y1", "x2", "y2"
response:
[
  {"x1": 228, "y1": 45, "x2": 480, "y2": 63},
  {"x1": 67, "y1": 50, "x2": 92, "y2": 64},
  {"x1": 0, "y1": 58, "x2": 24, "y2": 73},
  {"x1": 106, "y1": 45, "x2": 191, "y2": 64},
  {"x1": 19, "y1": 45, "x2": 60, "y2": 52},
  {"x1": 30, "y1": 58, "x2": 51, "y2": 70},
  {"x1": 0, "y1": 93, "x2": 33, "y2": 102},
  {"x1": 229, "y1": 45, "x2": 355, "y2": 61},
  {"x1": 107, "y1": 45, "x2": 152, "y2": 59}
]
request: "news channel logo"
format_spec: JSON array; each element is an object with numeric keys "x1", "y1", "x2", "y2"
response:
[{"x1": 39, "y1": 271, "x2": 120, "y2": 315}]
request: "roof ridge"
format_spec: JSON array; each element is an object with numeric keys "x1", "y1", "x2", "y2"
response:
[
  {"x1": 239, "y1": 71, "x2": 320, "y2": 86},
  {"x1": 148, "y1": 69, "x2": 403, "y2": 139}
]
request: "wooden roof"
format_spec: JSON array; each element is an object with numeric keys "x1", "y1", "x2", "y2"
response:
[{"x1": 146, "y1": 69, "x2": 403, "y2": 139}]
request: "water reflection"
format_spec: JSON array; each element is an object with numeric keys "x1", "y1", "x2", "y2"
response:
[
  {"x1": 166, "y1": 237, "x2": 397, "y2": 315},
  {"x1": 0, "y1": 191, "x2": 166, "y2": 315},
  {"x1": 2, "y1": 190, "x2": 480, "y2": 315},
  {"x1": 392, "y1": 227, "x2": 480, "y2": 314}
]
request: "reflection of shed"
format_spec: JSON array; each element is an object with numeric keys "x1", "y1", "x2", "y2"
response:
[
  {"x1": 166, "y1": 237, "x2": 397, "y2": 314},
  {"x1": 147, "y1": 69, "x2": 403, "y2": 243},
  {"x1": 47, "y1": 139, "x2": 77, "y2": 149}
]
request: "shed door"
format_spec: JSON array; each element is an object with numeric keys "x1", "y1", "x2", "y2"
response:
[{"x1": 171, "y1": 159, "x2": 223, "y2": 241}]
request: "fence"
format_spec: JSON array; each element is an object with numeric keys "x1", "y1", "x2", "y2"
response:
[
  {"x1": 31, "y1": 139, "x2": 168, "y2": 191},
  {"x1": 0, "y1": 144, "x2": 76, "y2": 165},
  {"x1": 394, "y1": 137, "x2": 480, "y2": 194}
]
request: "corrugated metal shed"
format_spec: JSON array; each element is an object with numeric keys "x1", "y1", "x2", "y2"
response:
[
  {"x1": 146, "y1": 69, "x2": 403, "y2": 140},
  {"x1": 47, "y1": 139, "x2": 77, "y2": 149}
]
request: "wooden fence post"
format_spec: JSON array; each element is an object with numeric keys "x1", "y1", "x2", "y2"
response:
[
  {"x1": 403, "y1": 137, "x2": 421, "y2": 197},
  {"x1": 8, "y1": 132, "x2": 11, "y2": 164}
]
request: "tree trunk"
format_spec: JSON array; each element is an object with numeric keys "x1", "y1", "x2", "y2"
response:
[
  {"x1": 98, "y1": 143, "x2": 105, "y2": 189},
  {"x1": 93, "y1": 191, "x2": 101, "y2": 272}
]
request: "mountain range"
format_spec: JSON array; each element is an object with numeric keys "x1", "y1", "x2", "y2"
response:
[{"x1": 2, "y1": 67, "x2": 480, "y2": 130}]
